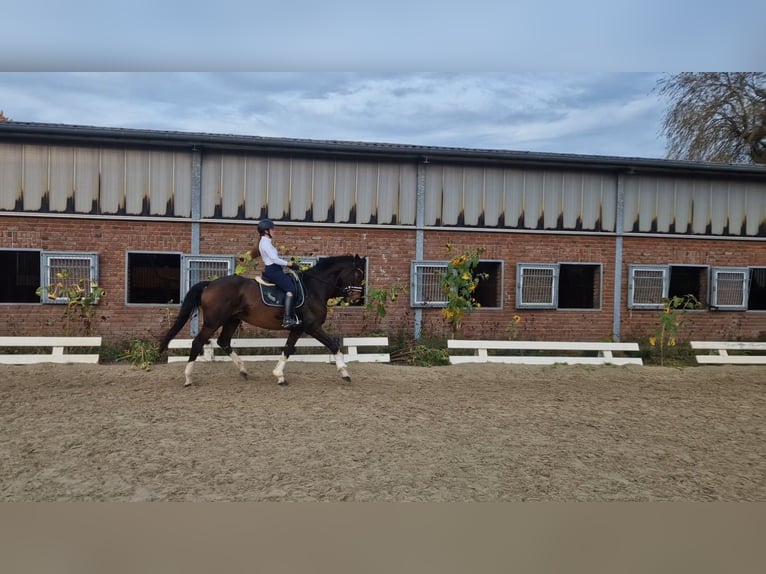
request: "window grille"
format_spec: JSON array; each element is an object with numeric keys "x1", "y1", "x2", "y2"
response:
[
  {"x1": 517, "y1": 265, "x2": 556, "y2": 308},
  {"x1": 182, "y1": 255, "x2": 235, "y2": 295},
  {"x1": 628, "y1": 266, "x2": 666, "y2": 308},
  {"x1": 411, "y1": 262, "x2": 448, "y2": 307},
  {"x1": 40, "y1": 252, "x2": 99, "y2": 304},
  {"x1": 711, "y1": 268, "x2": 748, "y2": 310}
]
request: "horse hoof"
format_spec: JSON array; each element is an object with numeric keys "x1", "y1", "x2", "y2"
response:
[
  {"x1": 342, "y1": 375, "x2": 351, "y2": 383},
  {"x1": 278, "y1": 380, "x2": 289, "y2": 386},
  {"x1": 240, "y1": 372, "x2": 248, "y2": 380}
]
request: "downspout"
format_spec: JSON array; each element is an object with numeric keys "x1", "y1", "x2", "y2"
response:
[
  {"x1": 413, "y1": 159, "x2": 427, "y2": 340},
  {"x1": 612, "y1": 173, "x2": 626, "y2": 341}
]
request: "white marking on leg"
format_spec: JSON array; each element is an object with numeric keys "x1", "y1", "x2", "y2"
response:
[
  {"x1": 272, "y1": 353, "x2": 287, "y2": 384},
  {"x1": 184, "y1": 361, "x2": 195, "y2": 387},
  {"x1": 230, "y1": 350, "x2": 248, "y2": 377},
  {"x1": 334, "y1": 351, "x2": 350, "y2": 380}
]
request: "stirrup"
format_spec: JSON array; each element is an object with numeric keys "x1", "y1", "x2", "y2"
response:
[{"x1": 282, "y1": 316, "x2": 301, "y2": 328}]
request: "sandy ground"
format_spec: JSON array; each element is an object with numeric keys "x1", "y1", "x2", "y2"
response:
[{"x1": 1, "y1": 360, "x2": 764, "y2": 501}]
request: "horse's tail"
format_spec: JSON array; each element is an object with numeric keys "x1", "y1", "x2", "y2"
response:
[{"x1": 158, "y1": 281, "x2": 211, "y2": 352}]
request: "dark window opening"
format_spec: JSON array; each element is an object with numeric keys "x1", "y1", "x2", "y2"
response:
[
  {"x1": 669, "y1": 265, "x2": 707, "y2": 306},
  {"x1": 748, "y1": 268, "x2": 766, "y2": 310},
  {"x1": 0, "y1": 250, "x2": 41, "y2": 303},
  {"x1": 474, "y1": 261, "x2": 502, "y2": 308},
  {"x1": 127, "y1": 252, "x2": 181, "y2": 304},
  {"x1": 558, "y1": 264, "x2": 600, "y2": 309}
]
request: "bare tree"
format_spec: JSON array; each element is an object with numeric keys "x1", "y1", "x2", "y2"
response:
[
  {"x1": 0, "y1": 110, "x2": 10, "y2": 122},
  {"x1": 657, "y1": 73, "x2": 766, "y2": 165}
]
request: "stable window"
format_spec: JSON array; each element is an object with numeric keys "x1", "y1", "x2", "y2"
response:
[
  {"x1": 181, "y1": 255, "x2": 236, "y2": 295},
  {"x1": 128, "y1": 252, "x2": 238, "y2": 305},
  {"x1": 711, "y1": 267, "x2": 766, "y2": 311},
  {"x1": 628, "y1": 265, "x2": 708, "y2": 309},
  {"x1": 517, "y1": 263, "x2": 601, "y2": 309},
  {"x1": 0, "y1": 249, "x2": 41, "y2": 303},
  {"x1": 40, "y1": 252, "x2": 100, "y2": 304},
  {"x1": 0, "y1": 249, "x2": 99, "y2": 304},
  {"x1": 411, "y1": 260, "x2": 503, "y2": 308}
]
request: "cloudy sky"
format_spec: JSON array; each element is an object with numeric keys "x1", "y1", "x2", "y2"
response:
[{"x1": 1, "y1": 1, "x2": 762, "y2": 161}]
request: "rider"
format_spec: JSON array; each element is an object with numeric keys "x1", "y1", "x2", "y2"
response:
[{"x1": 257, "y1": 219, "x2": 302, "y2": 329}]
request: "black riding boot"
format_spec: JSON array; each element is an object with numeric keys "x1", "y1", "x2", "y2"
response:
[{"x1": 282, "y1": 292, "x2": 301, "y2": 329}]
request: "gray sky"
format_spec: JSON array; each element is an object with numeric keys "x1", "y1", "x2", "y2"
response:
[{"x1": 1, "y1": 1, "x2": 762, "y2": 160}]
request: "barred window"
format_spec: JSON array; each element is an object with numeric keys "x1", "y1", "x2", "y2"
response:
[
  {"x1": 629, "y1": 267, "x2": 666, "y2": 308},
  {"x1": 711, "y1": 268, "x2": 748, "y2": 310},
  {"x1": 182, "y1": 255, "x2": 236, "y2": 295},
  {"x1": 40, "y1": 252, "x2": 100, "y2": 304},
  {"x1": 517, "y1": 265, "x2": 557, "y2": 308},
  {"x1": 411, "y1": 262, "x2": 448, "y2": 307}
]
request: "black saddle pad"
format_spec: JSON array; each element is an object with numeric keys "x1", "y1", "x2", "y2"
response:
[{"x1": 258, "y1": 277, "x2": 305, "y2": 308}]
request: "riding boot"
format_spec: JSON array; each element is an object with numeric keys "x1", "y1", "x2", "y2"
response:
[{"x1": 282, "y1": 292, "x2": 301, "y2": 329}]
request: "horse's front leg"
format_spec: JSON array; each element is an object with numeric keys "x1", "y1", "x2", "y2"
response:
[
  {"x1": 308, "y1": 327, "x2": 350, "y2": 382},
  {"x1": 272, "y1": 329, "x2": 302, "y2": 386},
  {"x1": 217, "y1": 318, "x2": 248, "y2": 380}
]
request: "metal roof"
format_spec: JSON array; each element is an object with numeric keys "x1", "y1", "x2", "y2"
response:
[{"x1": 1, "y1": 121, "x2": 766, "y2": 178}]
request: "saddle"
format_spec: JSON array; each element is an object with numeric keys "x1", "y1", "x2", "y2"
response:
[{"x1": 255, "y1": 270, "x2": 305, "y2": 308}]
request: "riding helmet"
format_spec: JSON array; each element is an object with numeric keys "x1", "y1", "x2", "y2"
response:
[{"x1": 257, "y1": 219, "x2": 275, "y2": 234}]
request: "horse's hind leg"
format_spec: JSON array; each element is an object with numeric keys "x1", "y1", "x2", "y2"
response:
[
  {"x1": 217, "y1": 318, "x2": 248, "y2": 380},
  {"x1": 185, "y1": 326, "x2": 216, "y2": 387},
  {"x1": 307, "y1": 327, "x2": 350, "y2": 382}
]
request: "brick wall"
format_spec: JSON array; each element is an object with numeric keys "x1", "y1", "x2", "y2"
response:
[{"x1": 1, "y1": 216, "x2": 764, "y2": 345}]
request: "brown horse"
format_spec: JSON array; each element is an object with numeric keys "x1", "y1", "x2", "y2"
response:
[{"x1": 159, "y1": 254, "x2": 366, "y2": 387}]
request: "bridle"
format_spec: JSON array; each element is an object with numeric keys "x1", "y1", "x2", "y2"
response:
[{"x1": 306, "y1": 264, "x2": 365, "y2": 300}]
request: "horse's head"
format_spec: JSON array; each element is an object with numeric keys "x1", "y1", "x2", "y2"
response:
[{"x1": 338, "y1": 254, "x2": 366, "y2": 304}]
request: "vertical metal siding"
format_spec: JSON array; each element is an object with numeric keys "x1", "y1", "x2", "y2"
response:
[
  {"x1": 503, "y1": 169, "x2": 524, "y2": 229},
  {"x1": 334, "y1": 161, "x2": 356, "y2": 223},
  {"x1": 442, "y1": 166, "x2": 463, "y2": 226},
  {"x1": 125, "y1": 150, "x2": 150, "y2": 215},
  {"x1": 267, "y1": 158, "x2": 291, "y2": 220},
  {"x1": 356, "y1": 163, "x2": 377, "y2": 224},
  {"x1": 48, "y1": 146, "x2": 73, "y2": 212},
  {"x1": 464, "y1": 169, "x2": 484, "y2": 226},
  {"x1": 483, "y1": 168, "x2": 504, "y2": 227},
  {"x1": 0, "y1": 143, "x2": 22, "y2": 210},
  {"x1": 377, "y1": 164, "x2": 399, "y2": 225},
  {"x1": 311, "y1": 161, "x2": 334, "y2": 222},
  {"x1": 289, "y1": 159, "x2": 313, "y2": 221},
  {"x1": 745, "y1": 182, "x2": 766, "y2": 236},
  {"x1": 243, "y1": 156, "x2": 267, "y2": 220},
  {"x1": 398, "y1": 163, "x2": 417, "y2": 225},
  {"x1": 22, "y1": 145, "x2": 47, "y2": 210},
  {"x1": 220, "y1": 155, "x2": 245, "y2": 218},
  {"x1": 100, "y1": 149, "x2": 125, "y2": 214}
]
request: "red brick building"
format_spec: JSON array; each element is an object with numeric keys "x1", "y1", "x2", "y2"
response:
[{"x1": 1, "y1": 122, "x2": 764, "y2": 346}]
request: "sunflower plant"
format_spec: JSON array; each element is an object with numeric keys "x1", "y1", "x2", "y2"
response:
[
  {"x1": 649, "y1": 294, "x2": 700, "y2": 365},
  {"x1": 440, "y1": 243, "x2": 488, "y2": 336}
]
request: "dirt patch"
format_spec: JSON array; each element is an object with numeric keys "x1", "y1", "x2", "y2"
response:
[{"x1": 1, "y1": 360, "x2": 764, "y2": 501}]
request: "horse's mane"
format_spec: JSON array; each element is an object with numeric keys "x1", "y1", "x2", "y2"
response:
[{"x1": 309, "y1": 254, "x2": 357, "y2": 273}]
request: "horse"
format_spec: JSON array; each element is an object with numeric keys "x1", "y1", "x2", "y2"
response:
[{"x1": 159, "y1": 254, "x2": 366, "y2": 387}]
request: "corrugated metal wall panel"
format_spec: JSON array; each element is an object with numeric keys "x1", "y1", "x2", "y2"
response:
[
  {"x1": 424, "y1": 165, "x2": 443, "y2": 226},
  {"x1": 148, "y1": 152, "x2": 173, "y2": 216},
  {"x1": 243, "y1": 156, "x2": 267, "y2": 220},
  {"x1": 745, "y1": 182, "x2": 766, "y2": 236},
  {"x1": 398, "y1": 163, "x2": 417, "y2": 225},
  {"x1": 523, "y1": 171, "x2": 544, "y2": 229},
  {"x1": 74, "y1": 148, "x2": 99, "y2": 213},
  {"x1": 220, "y1": 155, "x2": 245, "y2": 218},
  {"x1": 334, "y1": 161, "x2": 356, "y2": 223},
  {"x1": 710, "y1": 181, "x2": 729, "y2": 235},
  {"x1": 442, "y1": 166, "x2": 463, "y2": 226},
  {"x1": 22, "y1": 145, "x2": 47, "y2": 210},
  {"x1": 311, "y1": 161, "x2": 334, "y2": 222},
  {"x1": 464, "y1": 169, "x2": 484, "y2": 226},
  {"x1": 125, "y1": 150, "x2": 150, "y2": 215},
  {"x1": 267, "y1": 158, "x2": 291, "y2": 220},
  {"x1": 49, "y1": 146, "x2": 73, "y2": 212},
  {"x1": 356, "y1": 163, "x2": 377, "y2": 224},
  {"x1": 100, "y1": 149, "x2": 125, "y2": 214},
  {"x1": 173, "y1": 152, "x2": 192, "y2": 217},
  {"x1": 483, "y1": 168, "x2": 503, "y2": 227},
  {"x1": 289, "y1": 159, "x2": 313, "y2": 221},
  {"x1": 543, "y1": 172, "x2": 562, "y2": 229},
  {"x1": 0, "y1": 143, "x2": 22, "y2": 210},
  {"x1": 378, "y1": 164, "x2": 399, "y2": 225},
  {"x1": 201, "y1": 153, "x2": 221, "y2": 218},
  {"x1": 691, "y1": 180, "x2": 711, "y2": 234},
  {"x1": 562, "y1": 173, "x2": 580, "y2": 229},
  {"x1": 675, "y1": 180, "x2": 693, "y2": 233},
  {"x1": 503, "y1": 169, "x2": 524, "y2": 228}
]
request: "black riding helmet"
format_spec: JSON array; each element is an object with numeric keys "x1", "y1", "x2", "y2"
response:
[{"x1": 257, "y1": 219, "x2": 275, "y2": 235}]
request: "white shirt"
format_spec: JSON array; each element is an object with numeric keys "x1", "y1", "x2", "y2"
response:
[{"x1": 258, "y1": 235, "x2": 289, "y2": 266}]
